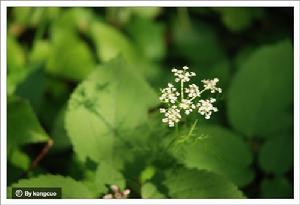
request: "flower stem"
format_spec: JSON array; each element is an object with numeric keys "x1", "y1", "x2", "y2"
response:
[
  {"x1": 199, "y1": 88, "x2": 207, "y2": 95},
  {"x1": 181, "y1": 80, "x2": 184, "y2": 101}
]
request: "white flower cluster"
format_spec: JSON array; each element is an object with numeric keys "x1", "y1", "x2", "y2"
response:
[
  {"x1": 197, "y1": 98, "x2": 218, "y2": 119},
  {"x1": 160, "y1": 106, "x2": 181, "y2": 127},
  {"x1": 201, "y1": 78, "x2": 222, "y2": 93},
  {"x1": 172, "y1": 66, "x2": 196, "y2": 83},
  {"x1": 159, "y1": 83, "x2": 180, "y2": 104},
  {"x1": 103, "y1": 185, "x2": 130, "y2": 199},
  {"x1": 159, "y1": 66, "x2": 222, "y2": 127}
]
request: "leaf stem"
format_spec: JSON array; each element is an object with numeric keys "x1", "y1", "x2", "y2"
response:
[{"x1": 22, "y1": 138, "x2": 54, "y2": 177}]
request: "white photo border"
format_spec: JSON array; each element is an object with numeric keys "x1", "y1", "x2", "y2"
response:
[{"x1": 1, "y1": 1, "x2": 299, "y2": 205}]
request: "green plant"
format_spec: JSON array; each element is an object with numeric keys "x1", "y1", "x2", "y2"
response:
[{"x1": 6, "y1": 7, "x2": 293, "y2": 199}]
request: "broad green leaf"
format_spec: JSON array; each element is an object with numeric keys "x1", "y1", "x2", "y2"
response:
[
  {"x1": 91, "y1": 20, "x2": 161, "y2": 80},
  {"x1": 141, "y1": 182, "x2": 166, "y2": 199},
  {"x1": 8, "y1": 175, "x2": 93, "y2": 198},
  {"x1": 213, "y1": 8, "x2": 263, "y2": 32},
  {"x1": 170, "y1": 125, "x2": 254, "y2": 187},
  {"x1": 65, "y1": 57, "x2": 158, "y2": 163},
  {"x1": 259, "y1": 136, "x2": 293, "y2": 175},
  {"x1": 260, "y1": 177, "x2": 293, "y2": 198},
  {"x1": 126, "y1": 17, "x2": 166, "y2": 61},
  {"x1": 8, "y1": 96, "x2": 49, "y2": 149},
  {"x1": 163, "y1": 168, "x2": 245, "y2": 198},
  {"x1": 47, "y1": 33, "x2": 95, "y2": 81},
  {"x1": 95, "y1": 162, "x2": 126, "y2": 195},
  {"x1": 91, "y1": 21, "x2": 137, "y2": 62},
  {"x1": 227, "y1": 40, "x2": 293, "y2": 137},
  {"x1": 82, "y1": 169, "x2": 99, "y2": 197}
]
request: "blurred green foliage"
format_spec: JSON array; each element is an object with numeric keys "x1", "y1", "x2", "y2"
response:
[{"x1": 7, "y1": 7, "x2": 293, "y2": 199}]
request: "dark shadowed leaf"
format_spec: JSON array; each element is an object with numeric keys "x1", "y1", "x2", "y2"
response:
[
  {"x1": 259, "y1": 135, "x2": 293, "y2": 175},
  {"x1": 227, "y1": 40, "x2": 293, "y2": 137}
]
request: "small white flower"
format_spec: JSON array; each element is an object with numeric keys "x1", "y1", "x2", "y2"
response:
[
  {"x1": 197, "y1": 98, "x2": 218, "y2": 119},
  {"x1": 162, "y1": 105, "x2": 181, "y2": 127},
  {"x1": 185, "y1": 84, "x2": 200, "y2": 98},
  {"x1": 179, "y1": 99, "x2": 196, "y2": 115},
  {"x1": 201, "y1": 78, "x2": 222, "y2": 93},
  {"x1": 103, "y1": 194, "x2": 113, "y2": 199},
  {"x1": 160, "y1": 108, "x2": 166, "y2": 113},
  {"x1": 159, "y1": 83, "x2": 180, "y2": 104},
  {"x1": 123, "y1": 189, "x2": 130, "y2": 196},
  {"x1": 103, "y1": 185, "x2": 131, "y2": 199},
  {"x1": 172, "y1": 66, "x2": 196, "y2": 83}
]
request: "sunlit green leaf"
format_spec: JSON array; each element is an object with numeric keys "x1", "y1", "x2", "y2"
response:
[
  {"x1": 141, "y1": 182, "x2": 166, "y2": 199},
  {"x1": 170, "y1": 125, "x2": 254, "y2": 187},
  {"x1": 47, "y1": 34, "x2": 95, "y2": 81},
  {"x1": 8, "y1": 175, "x2": 93, "y2": 198},
  {"x1": 164, "y1": 167, "x2": 245, "y2": 198},
  {"x1": 65, "y1": 57, "x2": 158, "y2": 163},
  {"x1": 91, "y1": 21, "x2": 137, "y2": 62},
  {"x1": 95, "y1": 162, "x2": 126, "y2": 195}
]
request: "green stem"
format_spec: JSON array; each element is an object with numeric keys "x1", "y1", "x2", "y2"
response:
[
  {"x1": 166, "y1": 123, "x2": 179, "y2": 151},
  {"x1": 188, "y1": 119, "x2": 198, "y2": 137},
  {"x1": 199, "y1": 88, "x2": 207, "y2": 95},
  {"x1": 181, "y1": 80, "x2": 184, "y2": 101}
]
